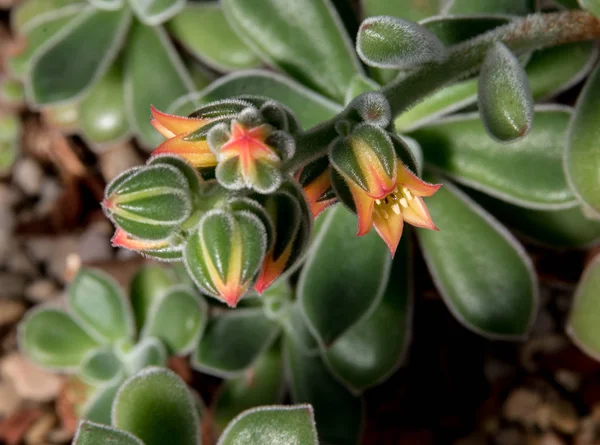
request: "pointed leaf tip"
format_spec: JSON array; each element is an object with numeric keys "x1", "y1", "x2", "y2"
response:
[{"x1": 357, "y1": 16, "x2": 447, "y2": 69}]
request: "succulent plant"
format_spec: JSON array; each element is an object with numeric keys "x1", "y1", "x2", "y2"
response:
[
  {"x1": 73, "y1": 367, "x2": 320, "y2": 445},
  {"x1": 7, "y1": 0, "x2": 260, "y2": 149},
  {"x1": 18, "y1": 266, "x2": 207, "y2": 424}
]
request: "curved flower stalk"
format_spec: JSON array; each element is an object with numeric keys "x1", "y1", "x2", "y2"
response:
[
  {"x1": 72, "y1": 367, "x2": 319, "y2": 445},
  {"x1": 18, "y1": 266, "x2": 207, "y2": 424},
  {"x1": 7, "y1": 0, "x2": 260, "y2": 149}
]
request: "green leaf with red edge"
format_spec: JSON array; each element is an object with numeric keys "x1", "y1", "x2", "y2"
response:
[
  {"x1": 285, "y1": 336, "x2": 363, "y2": 445},
  {"x1": 192, "y1": 308, "x2": 280, "y2": 378},
  {"x1": 74, "y1": 421, "x2": 143, "y2": 445},
  {"x1": 417, "y1": 175, "x2": 538, "y2": 339},
  {"x1": 19, "y1": 308, "x2": 99, "y2": 370},
  {"x1": 410, "y1": 107, "x2": 577, "y2": 210},
  {"x1": 298, "y1": 205, "x2": 392, "y2": 347},
  {"x1": 27, "y1": 7, "x2": 131, "y2": 105},
  {"x1": 323, "y1": 234, "x2": 412, "y2": 394},
  {"x1": 468, "y1": 189, "x2": 600, "y2": 249},
  {"x1": 124, "y1": 20, "x2": 195, "y2": 149},
  {"x1": 170, "y1": 70, "x2": 341, "y2": 129},
  {"x1": 222, "y1": 0, "x2": 362, "y2": 101},
  {"x1": 168, "y1": 3, "x2": 261, "y2": 72},
  {"x1": 218, "y1": 405, "x2": 319, "y2": 445},
  {"x1": 112, "y1": 368, "x2": 200, "y2": 445},
  {"x1": 567, "y1": 255, "x2": 600, "y2": 360},
  {"x1": 565, "y1": 62, "x2": 600, "y2": 217},
  {"x1": 212, "y1": 346, "x2": 283, "y2": 435}
]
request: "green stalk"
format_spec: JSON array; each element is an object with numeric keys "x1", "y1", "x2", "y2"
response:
[{"x1": 285, "y1": 10, "x2": 600, "y2": 173}]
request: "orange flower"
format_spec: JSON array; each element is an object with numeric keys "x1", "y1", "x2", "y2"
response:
[
  {"x1": 349, "y1": 163, "x2": 441, "y2": 256},
  {"x1": 150, "y1": 106, "x2": 218, "y2": 168}
]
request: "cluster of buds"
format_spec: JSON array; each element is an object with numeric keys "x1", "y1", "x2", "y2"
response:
[
  {"x1": 103, "y1": 97, "x2": 310, "y2": 307},
  {"x1": 102, "y1": 91, "x2": 441, "y2": 305}
]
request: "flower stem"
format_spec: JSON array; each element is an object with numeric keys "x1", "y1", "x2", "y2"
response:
[{"x1": 286, "y1": 10, "x2": 600, "y2": 173}]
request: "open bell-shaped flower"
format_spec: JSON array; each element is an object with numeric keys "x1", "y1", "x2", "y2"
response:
[
  {"x1": 208, "y1": 109, "x2": 295, "y2": 194},
  {"x1": 150, "y1": 100, "x2": 251, "y2": 167},
  {"x1": 329, "y1": 123, "x2": 397, "y2": 200}
]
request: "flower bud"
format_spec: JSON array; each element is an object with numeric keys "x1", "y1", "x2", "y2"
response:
[
  {"x1": 254, "y1": 181, "x2": 312, "y2": 294},
  {"x1": 329, "y1": 123, "x2": 397, "y2": 200},
  {"x1": 208, "y1": 108, "x2": 295, "y2": 193},
  {"x1": 296, "y1": 157, "x2": 337, "y2": 218},
  {"x1": 184, "y1": 209, "x2": 268, "y2": 307},
  {"x1": 111, "y1": 228, "x2": 183, "y2": 261},
  {"x1": 151, "y1": 100, "x2": 252, "y2": 167},
  {"x1": 103, "y1": 163, "x2": 192, "y2": 241}
]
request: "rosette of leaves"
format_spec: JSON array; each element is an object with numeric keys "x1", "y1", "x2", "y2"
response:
[
  {"x1": 73, "y1": 367, "x2": 319, "y2": 445},
  {"x1": 7, "y1": 0, "x2": 260, "y2": 149},
  {"x1": 18, "y1": 265, "x2": 207, "y2": 425}
]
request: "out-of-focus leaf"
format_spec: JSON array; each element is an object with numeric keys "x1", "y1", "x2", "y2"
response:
[
  {"x1": 142, "y1": 286, "x2": 207, "y2": 355},
  {"x1": 80, "y1": 61, "x2": 130, "y2": 146},
  {"x1": 285, "y1": 337, "x2": 363, "y2": 445},
  {"x1": 567, "y1": 256, "x2": 600, "y2": 359},
  {"x1": 565, "y1": 62, "x2": 600, "y2": 216},
  {"x1": 280, "y1": 303, "x2": 319, "y2": 356},
  {"x1": 579, "y1": 0, "x2": 600, "y2": 17},
  {"x1": 323, "y1": 235, "x2": 412, "y2": 393},
  {"x1": 82, "y1": 384, "x2": 120, "y2": 425},
  {"x1": 357, "y1": 16, "x2": 447, "y2": 69},
  {"x1": 168, "y1": 3, "x2": 261, "y2": 71},
  {"x1": 411, "y1": 107, "x2": 577, "y2": 209},
  {"x1": 129, "y1": 265, "x2": 176, "y2": 330},
  {"x1": 298, "y1": 205, "x2": 391, "y2": 346},
  {"x1": 527, "y1": 42, "x2": 597, "y2": 100},
  {"x1": 42, "y1": 102, "x2": 80, "y2": 133},
  {"x1": 218, "y1": 405, "x2": 319, "y2": 445},
  {"x1": 361, "y1": 0, "x2": 443, "y2": 22},
  {"x1": 19, "y1": 308, "x2": 99, "y2": 369},
  {"x1": 12, "y1": 0, "x2": 81, "y2": 32},
  {"x1": 212, "y1": 346, "x2": 283, "y2": 434},
  {"x1": 192, "y1": 309, "x2": 280, "y2": 377},
  {"x1": 443, "y1": 0, "x2": 533, "y2": 15},
  {"x1": 478, "y1": 42, "x2": 533, "y2": 142},
  {"x1": 74, "y1": 421, "x2": 143, "y2": 445},
  {"x1": 417, "y1": 176, "x2": 537, "y2": 339},
  {"x1": 469, "y1": 189, "x2": 600, "y2": 248},
  {"x1": 124, "y1": 21, "x2": 195, "y2": 149},
  {"x1": 344, "y1": 74, "x2": 379, "y2": 105},
  {"x1": 128, "y1": 0, "x2": 185, "y2": 26},
  {"x1": 88, "y1": 0, "x2": 126, "y2": 11},
  {"x1": 170, "y1": 70, "x2": 341, "y2": 129},
  {"x1": 125, "y1": 338, "x2": 168, "y2": 374},
  {"x1": 79, "y1": 348, "x2": 123, "y2": 386},
  {"x1": 113, "y1": 368, "x2": 200, "y2": 445},
  {"x1": 68, "y1": 269, "x2": 134, "y2": 343},
  {"x1": 28, "y1": 7, "x2": 131, "y2": 105},
  {"x1": 223, "y1": 0, "x2": 362, "y2": 101}
]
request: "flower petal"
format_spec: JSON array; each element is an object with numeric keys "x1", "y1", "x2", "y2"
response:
[
  {"x1": 402, "y1": 196, "x2": 438, "y2": 230},
  {"x1": 397, "y1": 163, "x2": 441, "y2": 196},
  {"x1": 348, "y1": 181, "x2": 375, "y2": 236},
  {"x1": 152, "y1": 134, "x2": 217, "y2": 167},
  {"x1": 372, "y1": 209, "x2": 404, "y2": 256},
  {"x1": 150, "y1": 105, "x2": 208, "y2": 138}
]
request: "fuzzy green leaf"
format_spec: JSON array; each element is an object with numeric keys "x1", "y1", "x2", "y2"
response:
[
  {"x1": 565, "y1": 62, "x2": 600, "y2": 216},
  {"x1": 568, "y1": 256, "x2": 600, "y2": 360},
  {"x1": 168, "y1": 3, "x2": 261, "y2": 71},
  {"x1": 125, "y1": 338, "x2": 168, "y2": 374},
  {"x1": 124, "y1": 21, "x2": 195, "y2": 149},
  {"x1": 443, "y1": 0, "x2": 533, "y2": 14},
  {"x1": 69, "y1": 269, "x2": 133, "y2": 343},
  {"x1": 362, "y1": 0, "x2": 443, "y2": 22},
  {"x1": 88, "y1": 0, "x2": 125, "y2": 10},
  {"x1": 357, "y1": 16, "x2": 447, "y2": 69},
  {"x1": 417, "y1": 177, "x2": 537, "y2": 339},
  {"x1": 74, "y1": 422, "x2": 143, "y2": 445},
  {"x1": 222, "y1": 0, "x2": 362, "y2": 101},
  {"x1": 171, "y1": 70, "x2": 341, "y2": 129},
  {"x1": 28, "y1": 7, "x2": 131, "y2": 105},
  {"x1": 411, "y1": 108, "x2": 576, "y2": 209},
  {"x1": 129, "y1": 265, "x2": 176, "y2": 331},
  {"x1": 142, "y1": 286, "x2": 207, "y2": 355},
  {"x1": 193, "y1": 309, "x2": 279, "y2": 377},
  {"x1": 218, "y1": 405, "x2": 319, "y2": 445},
  {"x1": 469, "y1": 189, "x2": 600, "y2": 248},
  {"x1": 128, "y1": 0, "x2": 185, "y2": 26},
  {"x1": 579, "y1": 0, "x2": 600, "y2": 17},
  {"x1": 82, "y1": 384, "x2": 120, "y2": 425},
  {"x1": 79, "y1": 61, "x2": 129, "y2": 146},
  {"x1": 323, "y1": 235, "x2": 412, "y2": 393},
  {"x1": 299, "y1": 205, "x2": 391, "y2": 346},
  {"x1": 478, "y1": 42, "x2": 533, "y2": 142},
  {"x1": 79, "y1": 348, "x2": 123, "y2": 386},
  {"x1": 19, "y1": 309, "x2": 99, "y2": 369},
  {"x1": 212, "y1": 346, "x2": 283, "y2": 434},
  {"x1": 285, "y1": 337, "x2": 363, "y2": 445},
  {"x1": 113, "y1": 368, "x2": 200, "y2": 445},
  {"x1": 11, "y1": 0, "x2": 81, "y2": 32}
]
